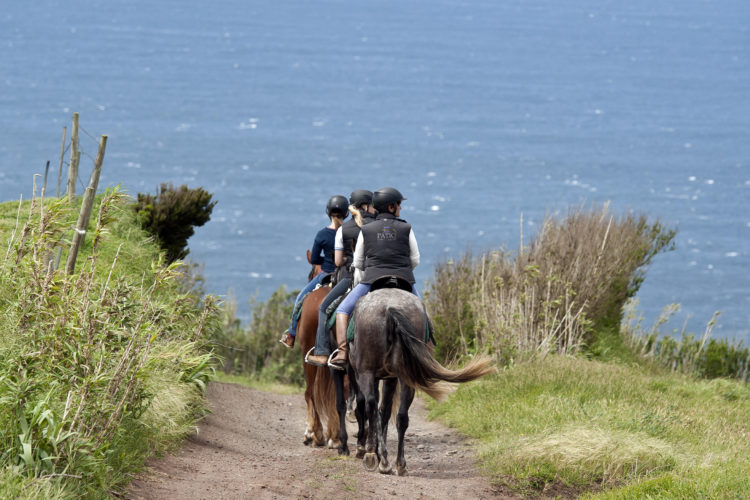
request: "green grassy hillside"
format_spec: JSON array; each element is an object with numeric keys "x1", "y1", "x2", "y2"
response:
[{"x1": 0, "y1": 190, "x2": 219, "y2": 498}]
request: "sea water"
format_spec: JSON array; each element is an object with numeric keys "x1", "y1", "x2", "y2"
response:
[{"x1": 1, "y1": 0, "x2": 748, "y2": 341}]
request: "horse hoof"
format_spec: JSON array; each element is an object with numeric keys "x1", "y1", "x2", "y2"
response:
[
  {"x1": 327, "y1": 438, "x2": 335, "y2": 449},
  {"x1": 378, "y1": 462, "x2": 392, "y2": 475},
  {"x1": 363, "y1": 453, "x2": 378, "y2": 471},
  {"x1": 356, "y1": 445, "x2": 366, "y2": 459},
  {"x1": 338, "y1": 446, "x2": 350, "y2": 456},
  {"x1": 346, "y1": 410, "x2": 357, "y2": 423},
  {"x1": 397, "y1": 465, "x2": 407, "y2": 476},
  {"x1": 303, "y1": 436, "x2": 313, "y2": 446}
]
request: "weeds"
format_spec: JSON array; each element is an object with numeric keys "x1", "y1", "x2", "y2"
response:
[
  {"x1": 424, "y1": 204, "x2": 675, "y2": 362},
  {"x1": 0, "y1": 184, "x2": 219, "y2": 497},
  {"x1": 622, "y1": 300, "x2": 750, "y2": 382}
]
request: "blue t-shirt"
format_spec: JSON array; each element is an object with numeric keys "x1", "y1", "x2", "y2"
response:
[{"x1": 309, "y1": 227, "x2": 337, "y2": 273}]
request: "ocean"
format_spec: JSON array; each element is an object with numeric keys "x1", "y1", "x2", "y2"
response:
[{"x1": 1, "y1": 0, "x2": 748, "y2": 341}]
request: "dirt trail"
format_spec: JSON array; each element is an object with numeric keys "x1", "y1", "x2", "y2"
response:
[{"x1": 127, "y1": 381, "x2": 514, "y2": 499}]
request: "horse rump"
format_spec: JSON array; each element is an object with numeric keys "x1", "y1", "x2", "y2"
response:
[{"x1": 385, "y1": 307, "x2": 495, "y2": 401}]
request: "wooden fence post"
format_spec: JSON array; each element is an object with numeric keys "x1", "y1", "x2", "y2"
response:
[
  {"x1": 65, "y1": 134, "x2": 107, "y2": 275},
  {"x1": 42, "y1": 160, "x2": 50, "y2": 196},
  {"x1": 66, "y1": 112, "x2": 79, "y2": 201},
  {"x1": 57, "y1": 126, "x2": 66, "y2": 198}
]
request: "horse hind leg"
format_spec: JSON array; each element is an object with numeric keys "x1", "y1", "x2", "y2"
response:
[
  {"x1": 377, "y1": 378, "x2": 398, "y2": 474},
  {"x1": 358, "y1": 373, "x2": 380, "y2": 471},
  {"x1": 395, "y1": 383, "x2": 415, "y2": 476}
]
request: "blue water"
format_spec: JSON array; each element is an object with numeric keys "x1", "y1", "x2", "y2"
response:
[{"x1": 2, "y1": 1, "x2": 749, "y2": 341}]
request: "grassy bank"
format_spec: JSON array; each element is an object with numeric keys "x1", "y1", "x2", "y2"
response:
[
  {"x1": 0, "y1": 190, "x2": 219, "y2": 498},
  {"x1": 429, "y1": 355, "x2": 750, "y2": 498}
]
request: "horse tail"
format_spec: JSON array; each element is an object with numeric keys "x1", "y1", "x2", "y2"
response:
[
  {"x1": 385, "y1": 307, "x2": 495, "y2": 401},
  {"x1": 312, "y1": 364, "x2": 337, "y2": 429}
]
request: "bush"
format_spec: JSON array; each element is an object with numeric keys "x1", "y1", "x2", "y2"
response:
[
  {"x1": 133, "y1": 183, "x2": 216, "y2": 263},
  {"x1": 212, "y1": 287, "x2": 304, "y2": 386},
  {"x1": 424, "y1": 205, "x2": 676, "y2": 362}
]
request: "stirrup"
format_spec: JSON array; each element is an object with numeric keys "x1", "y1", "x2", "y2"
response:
[
  {"x1": 327, "y1": 349, "x2": 346, "y2": 371},
  {"x1": 304, "y1": 347, "x2": 327, "y2": 367}
]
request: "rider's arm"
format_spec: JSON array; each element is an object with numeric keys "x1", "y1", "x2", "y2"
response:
[
  {"x1": 309, "y1": 229, "x2": 325, "y2": 265},
  {"x1": 352, "y1": 232, "x2": 365, "y2": 270},
  {"x1": 334, "y1": 227, "x2": 346, "y2": 267},
  {"x1": 409, "y1": 229, "x2": 420, "y2": 269}
]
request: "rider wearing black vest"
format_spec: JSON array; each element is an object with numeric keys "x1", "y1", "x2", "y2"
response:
[
  {"x1": 305, "y1": 190, "x2": 376, "y2": 368},
  {"x1": 360, "y1": 212, "x2": 415, "y2": 285},
  {"x1": 337, "y1": 204, "x2": 376, "y2": 280},
  {"x1": 328, "y1": 187, "x2": 419, "y2": 370}
]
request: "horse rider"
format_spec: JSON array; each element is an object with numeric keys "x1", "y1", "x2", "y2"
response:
[
  {"x1": 305, "y1": 189, "x2": 376, "y2": 367},
  {"x1": 328, "y1": 186, "x2": 420, "y2": 369},
  {"x1": 279, "y1": 194, "x2": 349, "y2": 349}
]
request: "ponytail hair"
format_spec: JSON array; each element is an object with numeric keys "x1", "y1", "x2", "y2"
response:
[{"x1": 349, "y1": 204, "x2": 364, "y2": 227}]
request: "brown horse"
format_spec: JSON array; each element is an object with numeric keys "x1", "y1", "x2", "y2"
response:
[
  {"x1": 295, "y1": 253, "x2": 340, "y2": 448},
  {"x1": 347, "y1": 287, "x2": 495, "y2": 475}
]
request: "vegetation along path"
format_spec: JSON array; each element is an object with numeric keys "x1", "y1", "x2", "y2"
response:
[{"x1": 128, "y1": 382, "x2": 511, "y2": 499}]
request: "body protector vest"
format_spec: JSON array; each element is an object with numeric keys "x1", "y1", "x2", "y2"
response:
[
  {"x1": 335, "y1": 211, "x2": 375, "y2": 283},
  {"x1": 361, "y1": 213, "x2": 415, "y2": 285},
  {"x1": 341, "y1": 211, "x2": 376, "y2": 266}
]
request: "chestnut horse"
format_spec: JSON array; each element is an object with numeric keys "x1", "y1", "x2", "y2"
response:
[{"x1": 295, "y1": 252, "x2": 340, "y2": 448}]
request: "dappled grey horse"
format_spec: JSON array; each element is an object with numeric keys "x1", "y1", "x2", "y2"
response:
[{"x1": 346, "y1": 287, "x2": 494, "y2": 476}]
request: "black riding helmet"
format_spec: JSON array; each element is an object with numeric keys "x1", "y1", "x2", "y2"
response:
[
  {"x1": 372, "y1": 187, "x2": 406, "y2": 214},
  {"x1": 326, "y1": 194, "x2": 349, "y2": 219},
  {"x1": 349, "y1": 189, "x2": 373, "y2": 207}
]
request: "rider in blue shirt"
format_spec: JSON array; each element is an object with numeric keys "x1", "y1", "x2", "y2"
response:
[{"x1": 279, "y1": 194, "x2": 349, "y2": 348}]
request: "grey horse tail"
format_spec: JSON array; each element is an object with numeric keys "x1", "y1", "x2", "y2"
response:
[{"x1": 385, "y1": 307, "x2": 495, "y2": 401}]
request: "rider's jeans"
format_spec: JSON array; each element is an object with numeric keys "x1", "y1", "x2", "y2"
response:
[
  {"x1": 313, "y1": 277, "x2": 352, "y2": 356},
  {"x1": 289, "y1": 272, "x2": 329, "y2": 337}
]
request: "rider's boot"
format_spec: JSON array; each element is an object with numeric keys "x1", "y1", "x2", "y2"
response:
[
  {"x1": 279, "y1": 329, "x2": 294, "y2": 349},
  {"x1": 305, "y1": 349, "x2": 329, "y2": 367},
  {"x1": 328, "y1": 313, "x2": 349, "y2": 370}
]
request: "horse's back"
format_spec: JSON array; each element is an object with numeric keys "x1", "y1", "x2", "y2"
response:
[{"x1": 356, "y1": 288, "x2": 422, "y2": 316}]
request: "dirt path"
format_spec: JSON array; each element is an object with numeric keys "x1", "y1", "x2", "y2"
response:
[{"x1": 127, "y1": 381, "x2": 514, "y2": 500}]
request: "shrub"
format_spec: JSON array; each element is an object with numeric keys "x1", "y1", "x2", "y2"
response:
[
  {"x1": 622, "y1": 302, "x2": 750, "y2": 382},
  {"x1": 424, "y1": 205, "x2": 676, "y2": 362},
  {"x1": 212, "y1": 287, "x2": 304, "y2": 386},
  {"x1": 133, "y1": 183, "x2": 216, "y2": 263}
]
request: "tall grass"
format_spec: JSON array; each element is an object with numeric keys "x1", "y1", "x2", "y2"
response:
[
  {"x1": 622, "y1": 300, "x2": 750, "y2": 382},
  {"x1": 0, "y1": 187, "x2": 219, "y2": 497},
  {"x1": 424, "y1": 205, "x2": 675, "y2": 362}
]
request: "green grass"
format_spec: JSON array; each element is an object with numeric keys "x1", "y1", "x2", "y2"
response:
[
  {"x1": 0, "y1": 192, "x2": 220, "y2": 498},
  {"x1": 429, "y1": 355, "x2": 750, "y2": 497}
]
